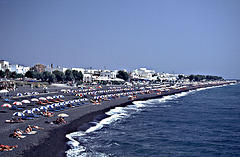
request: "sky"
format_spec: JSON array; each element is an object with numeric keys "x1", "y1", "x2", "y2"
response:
[{"x1": 0, "y1": 0, "x2": 240, "y2": 79}]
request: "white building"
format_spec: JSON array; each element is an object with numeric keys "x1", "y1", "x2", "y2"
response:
[
  {"x1": 157, "y1": 73, "x2": 178, "y2": 82},
  {"x1": 100, "y1": 70, "x2": 117, "y2": 79},
  {"x1": 83, "y1": 74, "x2": 92, "y2": 82},
  {"x1": 45, "y1": 65, "x2": 69, "y2": 73},
  {"x1": 131, "y1": 68, "x2": 155, "y2": 80},
  {"x1": 9, "y1": 64, "x2": 30, "y2": 74},
  {"x1": 0, "y1": 60, "x2": 10, "y2": 71}
]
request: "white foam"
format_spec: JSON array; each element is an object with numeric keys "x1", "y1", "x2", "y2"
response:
[
  {"x1": 106, "y1": 107, "x2": 127, "y2": 115},
  {"x1": 86, "y1": 112, "x2": 127, "y2": 133},
  {"x1": 132, "y1": 101, "x2": 147, "y2": 107},
  {"x1": 66, "y1": 131, "x2": 85, "y2": 148}
]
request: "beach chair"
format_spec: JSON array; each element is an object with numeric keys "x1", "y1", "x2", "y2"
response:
[
  {"x1": 37, "y1": 101, "x2": 47, "y2": 105},
  {"x1": 55, "y1": 98, "x2": 64, "y2": 102},
  {"x1": 9, "y1": 105, "x2": 23, "y2": 111},
  {"x1": 26, "y1": 113, "x2": 40, "y2": 118},
  {"x1": 21, "y1": 116, "x2": 34, "y2": 120}
]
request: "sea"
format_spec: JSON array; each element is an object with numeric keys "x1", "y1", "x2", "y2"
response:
[{"x1": 65, "y1": 83, "x2": 240, "y2": 157}]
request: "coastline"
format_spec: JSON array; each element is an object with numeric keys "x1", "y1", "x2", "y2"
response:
[{"x1": 0, "y1": 83, "x2": 232, "y2": 157}]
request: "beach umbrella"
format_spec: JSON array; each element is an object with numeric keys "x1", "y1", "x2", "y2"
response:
[
  {"x1": 31, "y1": 108, "x2": 40, "y2": 112},
  {"x1": 59, "y1": 95, "x2": 64, "y2": 98},
  {"x1": 31, "y1": 98, "x2": 39, "y2": 102},
  {"x1": 32, "y1": 92, "x2": 39, "y2": 95},
  {"x1": 13, "y1": 102, "x2": 22, "y2": 106},
  {"x1": 46, "y1": 96, "x2": 53, "y2": 100},
  {"x1": 53, "y1": 103, "x2": 60, "y2": 107},
  {"x1": 39, "y1": 97, "x2": 46, "y2": 100},
  {"x1": 40, "y1": 106, "x2": 48, "y2": 110},
  {"x1": 21, "y1": 100, "x2": 31, "y2": 104},
  {"x1": 47, "y1": 105, "x2": 54, "y2": 109},
  {"x1": 24, "y1": 92, "x2": 31, "y2": 95},
  {"x1": 13, "y1": 112, "x2": 25, "y2": 117},
  {"x1": 53, "y1": 95, "x2": 59, "y2": 99},
  {"x1": 17, "y1": 93, "x2": 23, "y2": 96},
  {"x1": 23, "y1": 110, "x2": 33, "y2": 114},
  {"x1": 65, "y1": 101, "x2": 69, "y2": 104},
  {"x1": 1, "y1": 103, "x2": 12, "y2": 108},
  {"x1": 58, "y1": 113, "x2": 69, "y2": 118}
]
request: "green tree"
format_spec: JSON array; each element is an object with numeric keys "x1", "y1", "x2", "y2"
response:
[
  {"x1": 178, "y1": 74, "x2": 184, "y2": 80},
  {"x1": 53, "y1": 70, "x2": 65, "y2": 82},
  {"x1": 116, "y1": 70, "x2": 129, "y2": 81},
  {"x1": 42, "y1": 71, "x2": 52, "y2": 82},
  {"x1": 25, "y1": 70, "x2": 34, "y2": 78},
  {"x1": 10, "y1": 71, "x2": 17, "y2": 78},
  {"x1": 16, "y1": 73, "x2": 24, "y2": 78},
  {"x1": 5, "y1": 69, "x2": 11, "y2": 78},
  {"x1": 35, "y1": 72, "x2": 43, "y2": 80},
  {"x1": 65, "y1": 69, "x2": 74, "y2": 82},
  {"x1": 72, "y1": 70, "x2": 83, "y2": 81},
  {"x1": 0, "y1": 70, "x2": 5, "y2": 78},
  {"x1": 48, "y1": 73, "x2": 56, "y2": 84},
  {"x1": 42, "y1": 71, "x2": 56, "y2": 83},
  {"x1": 188, "y1": 75, "x2": 194, "y2": 81}
]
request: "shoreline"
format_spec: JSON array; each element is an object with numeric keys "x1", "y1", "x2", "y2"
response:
[{"x1": 0, "y1": 83, "x2": 233, "y2": 157}]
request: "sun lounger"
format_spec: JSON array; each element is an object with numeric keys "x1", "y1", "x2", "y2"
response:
[
  {"x1": 21, "y1": 116, "x2": 34, "y2": 120},
  {"x1": 56, "y1": 98, "x2": 64, "y2": 102},
  {"x1": 9, "y1": 106, "x2": 23, "y2": 110},
  {"x1": 23, "y1": 131, "x2": 37, "y2": 135},
  {"x1": 5, "y1": 119, "x2": 24, "y2": 123}
]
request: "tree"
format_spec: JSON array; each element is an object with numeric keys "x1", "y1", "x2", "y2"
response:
[
  {"x1": 65, "y1": 69, "x2": 74, "y2": 82},
  {"x1": 53, "y1": 70, "x2": 65, "y2": 82},
  {"x1": 42, "y1": 71, "x2": 52, "y2": 82},
  {"x1": 42, "y1": 71, "x2": 56, "y2": 84},
  {"x1": 188, "y1": 75, "x2": 194, "y2": 81},
  {"x1": 72, "y1": 70, "x2": 83, "y2": 81},
  {"x1": 178, "y1": 74, "x2": 184, "y2": 80},
  {"x1": 48, "y1": 73, "x2": 56, "y2": 84},
  {"x1": 16, "y1": 73, "x2": 24, "y2": 78},
  {"x1": 0, "y1": 70, "x2": 5, "y2": 78},
  {"x1": 116, "y1": 70, "x2": 129, "y2": 81},
  {"x1": 5, "y1": 69, "x2": 11, "y2": 78},
  {"x1": 10, "y1": 71, "x2": 17, "y2": 79},
  {"x1": 25, "y1": 70, "x2": 34, "y2": 78},
  {"x1": 35, "y1": 72, "x2": 43, "y2": 80}
]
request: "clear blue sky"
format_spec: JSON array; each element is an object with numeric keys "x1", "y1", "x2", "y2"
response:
[{"x1": 0, "y1": 0, "x2": 239, "y2": 79}]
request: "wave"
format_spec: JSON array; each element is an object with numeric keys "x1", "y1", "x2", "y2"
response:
[{"x1": 65, "y1": 84, "x2": 231, "y2": 157}]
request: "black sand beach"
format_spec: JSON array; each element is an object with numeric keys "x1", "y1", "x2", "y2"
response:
[{"x1": 0, "y1": 83, "x2": 231, "y2": 157}]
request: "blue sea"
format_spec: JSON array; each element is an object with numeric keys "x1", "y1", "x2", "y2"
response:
[{"x1": 66, "y1": 83, "x2": 240, "y2": 157}]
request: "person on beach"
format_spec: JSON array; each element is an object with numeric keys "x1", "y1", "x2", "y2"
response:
[
  {"x1": 42, "y1": 111, "x2": 54, "y2": 117},
  {"x1": 11, "y1": 129, "x2": 24, "y2": 139},
  {"x1": 31, "y1": 125, "x2": 44, "y2": 130},
  {"x1": 54, "y1": 117, "x2": 67, "y2": 124},
  {"x1": 24, "y1": 125, "x2": 33, "y2": 133},
  {"x1": 0, "y1": 144, "x2": 18, "y2": 151}
]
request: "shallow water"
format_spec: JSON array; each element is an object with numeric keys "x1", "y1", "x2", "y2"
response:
[{"x1": 66, "y1": 83, "x2": 240, "y2": 157}]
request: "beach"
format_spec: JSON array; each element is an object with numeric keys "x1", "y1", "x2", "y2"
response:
[{"x1": 0, "y1": 82, "x2": 233, "y2": 157}]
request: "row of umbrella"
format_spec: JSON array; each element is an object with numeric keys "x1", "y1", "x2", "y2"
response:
[
  {"x1": 16, "y1": 92, "x2": 40, "y2": 97},
  {"x1": 1, "y1": 97, "x2": 86, "y2": 108},
  {"x1": 11, "y1": 97, "x2": 89, "y2": 116},
  {"x1": 13, "y1": 111, "x2": 69, "y2": 118},
  {"x1": 1, "y1": 95, "x2": 66, "y2": 108}
]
